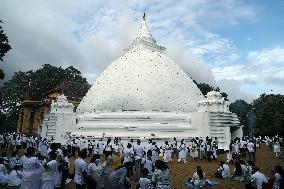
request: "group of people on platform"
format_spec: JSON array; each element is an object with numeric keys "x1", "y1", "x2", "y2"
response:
[{"x1": 0, "y1": 132, "x2": 283, "y2": 189}]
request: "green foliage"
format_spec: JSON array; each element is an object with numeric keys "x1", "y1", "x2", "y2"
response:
[
  {"x1": 229, "y1": 100, "x2": 251, "y2": 135},
  {"x1": 251, "y1": 94, "x2": 284, "y2": 136},
  {"x1": 0, "y1": 20, "x2": 12, "y2": 80},
  {"x1": 0, "y1": 64, "x2": 88, "y2": 119},
  {"x1": 193, "y1": 80, "x2": 229, "y2": 101},
  {"x1": 230, "y1": 94, "x2": 284, "y2": 136}
]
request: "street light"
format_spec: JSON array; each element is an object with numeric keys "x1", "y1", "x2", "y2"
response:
[{"x1": 247, "y1": 109, "x2": 256, "y2": 137}]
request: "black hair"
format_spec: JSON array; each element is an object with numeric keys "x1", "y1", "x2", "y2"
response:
[
  {"x1": 247, "y1": 160, "x2": 255, "y2": 167},
  {"x1": 48, "y1": 151, "x2": 57, "y2": 160},
  {"x1": 11, "y1": 151, "x2": 18, "y2": 157},
  {"x1": 114, "y1": 161, "x2": 132, "y2": 171},
  {"x1": 197, "y1": 166, "x2": 204, "y2": 179},
  {"x1": 90, "y1": 154, "x2": 100, "y2": 165},
  {"x1": 254, "y1": 166, "x2": 260, "y2": 172},
  {"x1": 235, "y1": 162, "x2": 242, "y2": 176},
  {"x1": 107, "y1": 138, "x2": 111, "y2": 144},
  {"x1": 155, "y1": 160, "x2": 169, "y2": 171},
  {"x1": 275, "y1": 166, "x2": 284, "y2": 177},
  {"x1": 1, "y1": 152, "x2": 7, "y2": 157},
  {"x1": 147, "y1": 150, "x2": 152, "y2": 157},
  {"x1": 79, "y1": 149, "x2": 87, "y2": 159},
  {"x1": 142, "y1": 168, "x2": 149, "y2": 177},
  {"x1": 27, "y1": 147, "x2": 35, "y2": 157}
]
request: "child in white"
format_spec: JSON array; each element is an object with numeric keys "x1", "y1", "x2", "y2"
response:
[
  {"x1": 0, "y1": 158, "x2": 8, "y2": 185},
  {"x1": 273, "y1": 141, "x2": 280, "y2": 158},
  {"x1": 178, "y1": 141, "x2": 187, "y2": 164},
  {"x1": 8, "y1": 165, "x2": 22, "y2": 186},
  {"x1": 163, "y1": 144, "x2": 172, "y2": 163},
  {"x1": 137, "y1": 168, "x2": 152, "y2": 189},
  {"x1": 143, "y1": 151, "x2": 155, "y2": 176}
]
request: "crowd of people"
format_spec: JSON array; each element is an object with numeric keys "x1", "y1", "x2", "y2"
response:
[{"x1": 0, "y1": 132, "x2": 283, "y2": 189}]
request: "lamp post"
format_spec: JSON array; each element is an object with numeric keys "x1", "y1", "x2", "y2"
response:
[{"x1": 247, "y1": 109, "x2": 256, "y2": 138}]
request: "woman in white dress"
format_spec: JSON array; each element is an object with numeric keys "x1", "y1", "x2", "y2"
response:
[
  {"x1": 272, "y1": 166, "x2": 283, "y2": 189},
  {"x1": 20, "y1": 147, "x2": 42, "y2": 189},
  {"x1": 88, "y1": 154, "x2": 101, "y2": 189},
  {"x1": 0, "y1": 158, "x2": 8, "y2": 186},
  {"x1": 97, "y1": 155, "x2": 112, "y2": 189},
  {"x1": 7, "y1": 165, "x2": 22, "y2": 187},
  {"x1": 152, "y1": 160, "x2": 171, "y2": 189},
  {"x1": 9, "y1": 151, "x2": 19, "y2": 169},
  {"x1": 189, "y1": 166, "x2": 207, "y2": 187},
  {"x1": 178, "y1": 140, "x2": 187, "y2": 164},
  {"x1": 41, "y1": 151, "x2": 58, "y2": 189},
  {"x1": 273, "y1": 141, "x2": 281, "y2": 158},
  {"x1": 143, "y1": 151, "x2": 154, "y2": 176},
  {"x1": 163, "y1": 142, "x2": 172, "y2": 163},
  {"x1": 191, "y1": 142, "x2": 199, "y2": 159}
]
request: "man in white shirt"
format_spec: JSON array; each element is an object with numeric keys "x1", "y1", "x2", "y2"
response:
[
  {"x1": 215, "y1": 161, "x2": 231, "y2": 179},
  {"x1": 247, "y1": 140, "x2": 256, "y2": 162},
  {"x1": 251, "y1": 167, "x2": 268, "y2": 189},
  {"x1": 134, "y1": 139, "x2": 144, "y2": 179},
  {"x1": 74, "y1": 150, "x2": 88, "y2": 189}
]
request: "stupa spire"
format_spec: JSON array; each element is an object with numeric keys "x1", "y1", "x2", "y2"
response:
[
  {"x1": 126, "y1": 13, "x2": 165, "y2": 52},
  {"x1": 138, "y1": 13, "x2": 152, "y2": 38}
]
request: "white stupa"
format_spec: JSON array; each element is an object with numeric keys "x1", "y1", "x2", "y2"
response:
[
  {"x1": 40, "y1": 14, "x2": 242, "y2": 150},
  {"x1": 77, "y1": 14, "x2": 204, "y2": 113}
]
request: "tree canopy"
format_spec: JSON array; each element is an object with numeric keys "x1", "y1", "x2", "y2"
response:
[
  {"x1": 229, "y1": 99, "x2": 251, "y2": 135},
  {"x1": 0, "y1": 20, "x2": 12, "y2": 79},
  {"x1": 193, "y1": 80, "x2": 228, "y2": 101},
  {"x1": 229, "y1": 94, "x2": 284, "y2": 137},
  {"x1": 0, "y1": 64, "x2": 88, "y2": 118},
  {"x1": 251, "y1": 94, "x2": 284, "y2": 136}
]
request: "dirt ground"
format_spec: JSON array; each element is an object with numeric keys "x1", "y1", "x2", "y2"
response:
[{"x1": 1, "y1": 144, "x2": 283, "y2": 189}]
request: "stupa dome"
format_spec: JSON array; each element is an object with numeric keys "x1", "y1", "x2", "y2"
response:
[{"x1": 77, "y1": 14, "x2": 204, "y2": 113}]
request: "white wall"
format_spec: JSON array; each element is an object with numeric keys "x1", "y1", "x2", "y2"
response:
[
  {"x1": 191, "y1": 112, "x2": 210, "y2": 138},
  {"x1": 54, "y1": 113, "x2": 76, "y2": 144}
]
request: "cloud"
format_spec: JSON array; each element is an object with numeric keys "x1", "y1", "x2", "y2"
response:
[
  {"x1": 0, "y1": 0, "x2": 259, "y2": 102},
  {"x1": 213, "y1": 47, "x2": 284, "y2": 99},
  {"x1": 217, "y1": 79, "x2": 256, "y2": 102},
  {"x1": 165, "y1": 42, "x2": 216, "y2": 86}
]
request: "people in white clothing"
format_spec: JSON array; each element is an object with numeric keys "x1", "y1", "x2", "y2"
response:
[
  {"x1": 189, "y1": 166, "x2": 207, "y2": 187},
  {"x1": 0, "y1": 158, "x2": 8, "y2": 185},
  {"x1": 136, "y1": 168, "x2": 152, "y2": 189},
  {"x1": 20, "y1": 147, "x2": 42, "y2": 189},
  {"x1": 178, "y1": 140, "x2": 187, "y2": 164},
  {"x1": 247, "y1": 140, "x2": 256, "y2": 162},
  {"x1": 273, "y1": 141, "x2": 280, "y2": 158},
  {"x1": 250, "y1": 167, "x2": 268, "y2": 189},
  {"x1": 41, "y1": 151, "x2": 58, "y2": 189},
  {"x1": 134, "y1": 139, "x2": 144, "y2": 180},
  {"x1": 271, "y1": 166, "x2": 283, "y2": 189},
  {"x1": 215, "y1": 161, "x2": 231, "y2": 179},
  {"x1": 87, "y1": 154, "x2": 101, "y2": 189},
  {"x1": 74, "y1": 150, "x2": 88, "y2": 189},
  {"x1": 7, "y1": 165, "x2": 22, "y2": 186},
  {"x1": 152, "y1": 160, "x2": 171, "y2": 189}
]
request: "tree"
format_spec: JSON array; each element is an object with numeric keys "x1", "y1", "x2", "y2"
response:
[
  {"x1": 0, "y1": 20, "x2": 12, "y2": 79},
  {"x1": 193, "y1": 80, "x2": 229, "y2": 101},
  {"x1": 0, "y1": 64, "x2": 88, "y2": 129},
  {"x1": 251, "y1": 94, "x2": 284, "y2": 136},
  {"x1": 229, "y1": 99, "x2": 251, "y2": 135}
]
